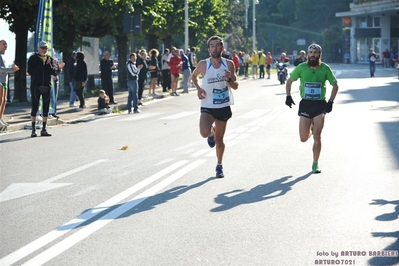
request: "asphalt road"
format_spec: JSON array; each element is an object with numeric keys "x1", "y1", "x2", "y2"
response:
[{"x1": 1, "y1": 64, "x2": 398, "y2": 266}]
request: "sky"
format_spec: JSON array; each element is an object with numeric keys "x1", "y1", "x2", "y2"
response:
[{"x1": 0, "y1": 19, "x2": 17, "y2": 67}]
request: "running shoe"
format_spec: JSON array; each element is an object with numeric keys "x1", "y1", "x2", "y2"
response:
[
  {"x1": 215, "y1": 165, "x2": 224, "y2": 178},
  {"x1": 312, "y1": 162, "x2": 321, "y2": 174},
  {"x1": 207, "y1": 129, "x2": 215, "y2": 148}
]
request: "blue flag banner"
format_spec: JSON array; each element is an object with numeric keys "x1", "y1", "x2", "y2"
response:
[{"x1": 34, "y1": 0, "x2": 53, "y2": 56}]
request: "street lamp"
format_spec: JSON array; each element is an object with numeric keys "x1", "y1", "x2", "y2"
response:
[
  {"x1": 241, "y1": 0, "x2": 259, "y2": 52},
  {"x1": 253, "y1": 0, "x2": 259, "y2": 52}
]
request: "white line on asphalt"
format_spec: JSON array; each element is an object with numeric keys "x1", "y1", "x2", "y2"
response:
[
  {"x1": 41, "y1": 159, "x2": 109, "y2": 183},
  {"x1": 237, "y1": 109, "x2": 271, "y2": 118},
  {"x1": 0, "y1": 160, "x2": 189, "y2": 266},
  {"x1": 22, "y1": 159, "x2": 206, "y2": 266},
  {"x1": 158, "y1": 111, "x2": 197, "y2": 120},
  {"x1": 119, "y1": 112, "x2": 161, "y2": 121}
]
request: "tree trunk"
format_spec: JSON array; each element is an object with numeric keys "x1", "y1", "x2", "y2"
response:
[
  {"x1": 14, "y1": 23, "x2": 29, "y2": 102},
  {"x1": 115, "y1": 34, "x2": 128, "y2": 90},
  {"x1": 162, "y1": 36, "x2": 173, "y2": 50},
  {"x1": 148, "y1": 33, "x2": 158, "y2": 50},
  {"x1": 61, "y1": 23, "x2": 76, "y2": 93}
]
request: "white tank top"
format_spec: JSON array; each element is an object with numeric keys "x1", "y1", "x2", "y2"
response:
[{"x1": 201, "y1": 58, "x2": 233, "y2": 108}]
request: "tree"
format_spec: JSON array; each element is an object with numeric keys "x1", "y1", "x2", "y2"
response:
[
  {"x1": 54, "y1": 0, "x2": 116, "y2": 90},
  {"x1": 0, "y1": 0, "x2": 37, "y2": 102}
]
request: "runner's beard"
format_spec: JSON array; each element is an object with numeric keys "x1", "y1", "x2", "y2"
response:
[
  {"x1": 211, "y1": 51, "x2": 222, "y2": 59},
  {"x1": 308, "y1": 55, "x2": 320, "y2": 67}
]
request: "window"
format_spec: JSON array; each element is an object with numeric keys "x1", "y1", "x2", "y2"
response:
[
  {"x1": 358, "y1": 16, "x2": 381, "y2": 28},
  {"x1": 374, "y1": 17, "x2": 380, "y2": 27},
  {"x1": 367, "y1": 16, "x2": 373, "y2": 27},
  {"x1": 357, "y1": 38, "x2": 381, "y2": 62},
  {"x1": 391, "y1": 16, "x2": 399, "y2": 28}
]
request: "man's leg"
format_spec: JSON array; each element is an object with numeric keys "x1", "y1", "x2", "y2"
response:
[
  {"x1": 0, "y1": 86, "x2": 6, "y2": 122},
  {"x1": 311, "y1": 114, "x2": 325, "y2": 162},
  {"x1": 299, "y1": 116, "x2": 313, "y2": 143},
  {"x1": 69, "y1": 82, "x2": 76, "y2": 106},
  {"x1": 199, "y1": 112, "x2": 214, "y2": 139},
  {"x1": 214, "y1": 119, "x2": 227, "y2": 165}
]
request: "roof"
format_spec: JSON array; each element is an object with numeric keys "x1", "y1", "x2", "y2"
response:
[{"x1": 336, "y1": 0, "x2": 399, "y2": 17}]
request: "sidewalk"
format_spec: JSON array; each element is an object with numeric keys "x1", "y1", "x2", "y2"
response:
[{"x1": 1, "y1": 85, "x2": 195, "y2": 133}]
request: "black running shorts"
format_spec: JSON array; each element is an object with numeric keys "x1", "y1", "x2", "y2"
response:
[
  {"x1": 201, "y1": 106, "x2": 232, "y2": 122},
  {"x1": 298, "y1": 99, "x2": 327, "y2": 119}
]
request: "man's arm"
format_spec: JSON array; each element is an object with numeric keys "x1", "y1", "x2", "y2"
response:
[
  {"x1": 226, "y1": 60, "x2": 238, "y2": 90},
  {"x1": 286, "y1": 77, "x2": 293, "y2": 96},
  {"x1": 191, "y1": 60, "x2": 205, "y2": 99},
  {"x1": 329, "y1": 84, "x2": 338, "y2": 102}
]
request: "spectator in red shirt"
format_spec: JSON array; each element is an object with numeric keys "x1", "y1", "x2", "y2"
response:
[
  {"x1": 382, "y1": 49, "x2": 391, "y2": 68},
  {"x1": 232, "y1": 50, "x2": 240, "y2": 75},
  {"x1": 169, "y1": 49, "x2": 182, "y2": 96}
]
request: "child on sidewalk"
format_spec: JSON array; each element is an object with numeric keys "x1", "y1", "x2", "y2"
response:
[{"x1": 98, "y1": 90, "x2": 111, "y2": 114}]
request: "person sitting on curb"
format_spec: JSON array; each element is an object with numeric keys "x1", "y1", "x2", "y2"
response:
[{"x1": 97, "y1": 90, "x2": 111, "y2": 115}]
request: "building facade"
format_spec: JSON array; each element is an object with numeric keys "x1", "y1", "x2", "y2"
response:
[{"x1": 336, "y1": 0, "x2": 399, "y2": 64}]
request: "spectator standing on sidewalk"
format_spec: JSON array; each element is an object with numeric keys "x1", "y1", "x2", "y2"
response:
[
  {"x1": 100, "y1": 51, "x2": 117, "y2": 104},
  {"x1": 126, "y1": 53, "x2": 143, "y2": 114},
  {"x1": 180, "y1": 49, "x2": 191, "y2": 94},
  {"x1": 148, "y1": 48, "x2": 160, "y2": 96},
  {"x1": 258, "y1": 50, "x2": 266, "y2": 78},
  {"x1": 382, "y1": 49, "x2": 390, "y2": 68},
  {"x1": 188, "y1": 47, "x2": 197, "y2": 87},
  {"x1": 161, "y1": 48, "x2": 171, "y2": 92},
  {"x1": 266, "y1": 51, "x2": 272, "y2": 79},
  {"x1": 74, "y1": 51, "x2": 87, "y2": 111},
  {"x1": 238, "y1": 51, "x2": 244, "y2": 76},
  {"x1": 0, "y1": 39, "x2": 19, "y2": 127},
  {"x1": 368, "y1": 48, "x2": 377, "y2": 77},
  {"x1": 28, "y1": 40, "x2": 64, "y2": 137},
  {"x1": 68, "y1": 52, "x2": 77, "y2": 107},
  {"x1": 294, "y1": 50, "x2": 307, "y2": 66},
  {"x1": 232, "y1": 50, "x2": 240, "y2": 76},
  {"x1": 250, "y1": 51, "x2": 259, "y2": 79},
  {"x1": 169, "y1": 49, "x2": 182, "y2": 96},
  {"x1": 243, "y1": 50, "x2": 250, "y2": 78},
  {"x1": 137, "y1": 50, "x2": 149, "y2": 106}
]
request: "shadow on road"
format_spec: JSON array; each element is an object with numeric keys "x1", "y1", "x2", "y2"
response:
[
  {"x1": 340, "y1": 81, "x2": 399, "y2": 168},
  {"x1": 210, "y1": 172, "x2": 312, "y2": 212},
  {"x1": 57, "y1": 176, "x2": 215, "y2": 231},
  {"x1": 368, "y1": 199, "x2": 399, "y2": 266}
]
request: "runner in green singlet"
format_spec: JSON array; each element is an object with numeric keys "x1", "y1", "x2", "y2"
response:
[{"x1": 285, "y1": 43, "x2": 339, "y2": 173}]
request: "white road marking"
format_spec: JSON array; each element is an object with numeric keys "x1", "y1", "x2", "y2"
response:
[
  {"x1": 237, "y1": 109, "x2": 271, "y2": 118},
  {"x1": 0, "y1": 183, "x2": 72, "y2": 203},
  {"x1": 41, "y1": 159, "x2": 108, "y2": 183},
  {"x1": 119, "y1": 112, "x2": 161, "y2": 121},
  {"x1": 191, "y1": 149, "x2": 211, "y2": 157},
  {"x1": 159, "y1": 111, "x2": 197, "y2": 120},
  {"x1": 0, "y1": 160, "x2": 108, "y2": 203},
  {"x1": 21, "y1": 160, "x2": 206, "y2": 266},
  {"x1": 0, "y1": 160, "x2": 188, "y2": 266}
]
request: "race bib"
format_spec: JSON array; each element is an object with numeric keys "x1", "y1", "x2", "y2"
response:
[
  {"x1": 304, "y1": 82, "x2": 322, "y2": 100},
  {"x1": 212, "y1": 86, "x2": 229, "y2": 104}
]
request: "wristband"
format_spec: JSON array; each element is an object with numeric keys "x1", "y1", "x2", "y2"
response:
[{"x1": 225, "y1": 77, "x2": 232, "y2": 82}]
